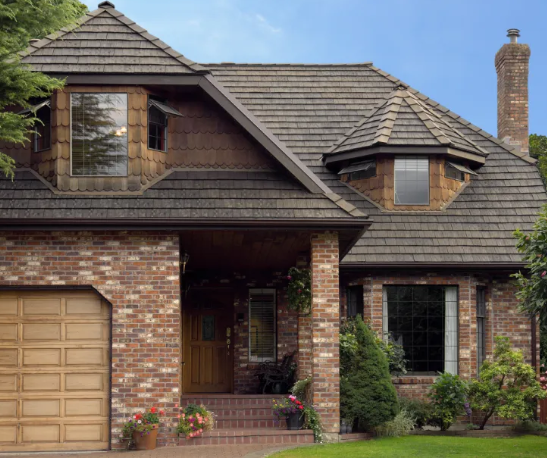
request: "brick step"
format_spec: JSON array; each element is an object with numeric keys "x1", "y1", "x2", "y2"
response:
[
  {"x1": 180, "y1": 395, "x2": 284, "y2": 408},
  {"x1": 199, "y1": 406, "x2": 275, "y2": 417},
  {"x1": 178, "y1": 428, "x2": 314, "y2": 446},
  {"x1": 215, "y1": 415, "x2": 286, "y2": 429}
]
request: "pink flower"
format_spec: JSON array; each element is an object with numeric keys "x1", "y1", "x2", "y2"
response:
[
  {"x1": 541, "y1": 376, "x2": 545, "y2": 382},
  {"x1": 177, "y1": 414, "x2": 181, "y2": 419},
  {"x1": 175, "y1": 403, "x2": 179, "y2": 408},
  {"x1": 542, "y1": 271, "x2": 546, "y2": 278},
  {"x1": 160, "y1": 410, "x2": 165, "y2": 415},
  {"x1": 287, "y1": 275, "x2": 292, "y2": 280}
]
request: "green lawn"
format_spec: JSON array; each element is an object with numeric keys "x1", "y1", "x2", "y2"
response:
[{"x1": 269, "y1": 435, "x2": 547, "y2": 458}]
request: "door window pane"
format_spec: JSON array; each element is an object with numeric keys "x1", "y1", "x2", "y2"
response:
[
  {"x1": 71, "y1": 93, "x2": 128, "y2": 176},
  {"x1": 394, "y1": 157, "x2": 429, "y2": 205}
]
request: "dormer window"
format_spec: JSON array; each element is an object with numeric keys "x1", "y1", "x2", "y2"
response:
[
  {"x1": 147, "y1": 99, "x2": 183, "y2": 153},
  {"x1": 71, "y1": 93, "x2": 128, "y2": 176},
  {"x1": 33, "y1": 100, "x2": 51, "y2": 152},
  {"x1": 445, "y1": 161, "x2": 477, "y2": 182},
  {"x1": 394, "y1": 156, "x2": 429, "y2": 205},
  {"x1": 338, "y1": 160, "x2": 376, "y2": 181}
]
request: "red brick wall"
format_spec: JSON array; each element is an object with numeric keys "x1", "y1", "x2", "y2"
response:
[
  {"x1": 341, "y1": 270, "x2": 536, "y2": 423},
  {"x1": 311, "y1": 232, "x2": 340, "y2": 437},
  {"x1": 0, "y1": 231, "x2": 181, "y2": 447}
]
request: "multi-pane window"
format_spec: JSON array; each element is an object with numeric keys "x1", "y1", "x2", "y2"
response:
[
  {"x1": 347, "y1": 285, "x2": 364, "y2": 318},
  {"x1": 33, "y1": 101, "x2": 51, "y2": 152},
  {"x1": 249, "y1": 289, "x2": 276, "y2": 362},
  {"x1": 445, "y1": 162, "x2": 465, "y2": 181},
  {"x1": 476, "y1": 286, "x2": 487, "y2": 370},
  {"x1": 148, "y1": 105, "x2": 168, "y2": 152},
  {"x1": 394, "y1": 156, "x2": 429, "y2": 205},
  {"x1": 71, "y1": 93, "x2": 128, "y2": 176},
  {"x1": 339, "y1": 160, "x2": 377, "y2": 181},
  {"x1": 382, "y1": 285, "x2": 458, "y2": 374}
]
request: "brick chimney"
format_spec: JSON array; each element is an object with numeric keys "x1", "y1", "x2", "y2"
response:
[{"x1": 495, "y1": 29, "x2": 531, "y2": 154}]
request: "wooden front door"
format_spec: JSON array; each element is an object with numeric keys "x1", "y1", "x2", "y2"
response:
[{"x1": 182, "y1": 290, "x2": 233, "y2": 393}]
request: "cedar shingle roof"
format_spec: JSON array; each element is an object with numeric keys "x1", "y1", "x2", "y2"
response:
[
  {"x1": 206, "y1": 63, "x2": 546, "y2": 265},
  {"x1": 328, "y1": 87, "x2": 488, "y2": 157},
  {"x1": 19, "y1": 3, "x2": 207, "y2": 74}
]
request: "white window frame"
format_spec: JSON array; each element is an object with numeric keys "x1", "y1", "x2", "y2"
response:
[{"x1": 248, "y1": 288, "x2": 277, "y2": 363}]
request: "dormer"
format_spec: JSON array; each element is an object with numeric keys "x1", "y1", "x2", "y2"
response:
[{"x1": 323, "y1": 86, "x2": 486, "y2": 211}]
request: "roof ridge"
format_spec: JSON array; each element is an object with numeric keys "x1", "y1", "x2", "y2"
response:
[
  {"x1": 367, "y1": 64, "x2": 536, "y2": 165},
  {"x1": 202, "y1": 62, "x2": 374, "y2": 67},
  {"x1": 19, "y1": 4, "x2": 208, "y2": 74}
]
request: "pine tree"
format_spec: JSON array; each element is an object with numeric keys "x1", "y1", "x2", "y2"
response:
[
  {"x1": 0, "y1": 0, "x2": 87, "y2": 178},
  {"x1": 340, "y1": 315, "x2": 399, "y2": 429}
]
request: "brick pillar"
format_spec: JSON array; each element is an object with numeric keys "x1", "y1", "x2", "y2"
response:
[
  {"x1": 495, "y1": 29, "x2": 531, "y2": 154},
  {"x1": 310, "y1": 231, "x2": 340, "y2": 441}
]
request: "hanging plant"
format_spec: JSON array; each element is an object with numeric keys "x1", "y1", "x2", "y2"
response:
[{"x1": 286, "y1": 267, "x2": 312, "y2": 313}]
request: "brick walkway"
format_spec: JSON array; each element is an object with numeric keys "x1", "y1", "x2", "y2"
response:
[{"x1": 0, "y1": 445, "x2": 293, "y2": 459}]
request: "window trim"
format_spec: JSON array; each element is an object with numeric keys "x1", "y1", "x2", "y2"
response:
[
  {"x1": 394, "y1": 156, "x2": 430, "y2": 206},
  {"x1": 445, "y1": 162, "x2": 465, "y2": 182},
  {"x1": 33, "y1": 103, "x2": 52, "y2": 153},
  {"x1": 70, "y1": 92, "x2": 129, "y2": 177},
  {"x1": 147, "y1": 104, "x2": 168, "y2": 153},
  {"x1": 346, "y1": 285, "x2": 364, "y2": 318},
  {"x1": 476, "y1": 286, "x2": 487, "y2": 372},
  {"x1": 382, "y1": 284, "x2": 459, "y2": 375},
  {"x1": 248, "y1": 288, "x2": 277, "y2": 363}
]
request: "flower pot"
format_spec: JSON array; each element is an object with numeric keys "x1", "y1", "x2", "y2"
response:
[
  {"x1": 340, "y1": 420, "x2": 348, "y2": 434},
  {"x1": 132, "y1": 424, "x2": 158, "y2": 450},
  {"x1": 286, "y1": 412, "x2": 304, "y2": 430}
]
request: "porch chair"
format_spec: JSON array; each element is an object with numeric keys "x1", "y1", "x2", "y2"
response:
[{"x1": 256, "y1": 351, "x2": 296, "y2": 394}]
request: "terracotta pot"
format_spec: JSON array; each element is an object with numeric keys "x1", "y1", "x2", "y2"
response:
[{"x1": 132, "y1": 424, "x2": 158, "y2": 450}]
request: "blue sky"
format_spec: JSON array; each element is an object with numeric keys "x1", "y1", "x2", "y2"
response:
[{"x1": 88, "y1": 0, "x2": 546, "y2": 136}]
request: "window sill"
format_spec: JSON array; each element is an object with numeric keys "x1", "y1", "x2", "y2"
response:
[
  {"x1": 148, "y1": 147, "x2": 168, "y2": 153},
  {"x1": 392, "y1": 375, "x2": 438, "y2": 385}
]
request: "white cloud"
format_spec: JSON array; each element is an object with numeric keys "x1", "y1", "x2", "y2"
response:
[{"x1": 255, "y1": 13, "x2": 282, "y2": 33}]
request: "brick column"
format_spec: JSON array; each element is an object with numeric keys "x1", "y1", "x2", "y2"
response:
[{"x1": 310, "y1": 232, "x2": 340, "y2": 441}]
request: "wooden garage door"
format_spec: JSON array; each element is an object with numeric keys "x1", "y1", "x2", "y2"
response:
[{"x1": 0, "y1": 291, "x2": 110, "y2": 452}]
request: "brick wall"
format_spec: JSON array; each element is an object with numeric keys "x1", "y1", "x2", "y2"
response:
[
  {"x1": 495, "y1": 41, "x2": 531, "y2": 153},
  {"x1": 310, "y1": 232, "x2": 340, "y2": 438},
  {"x1": 341, "y1": 270, "x2": 537, "y2": 423},
  {"x1": 0, "y1": 231, "x2": 181, "y2": 447}
]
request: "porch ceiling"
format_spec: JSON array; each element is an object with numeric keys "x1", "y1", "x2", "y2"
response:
[{"x1": 180, "y1": 230, "x2": 311, "y2": 271}]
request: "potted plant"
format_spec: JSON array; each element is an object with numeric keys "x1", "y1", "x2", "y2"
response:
[
  {"x1": 123, "y1": 407, "x2": 164, "y2": 450},
  {"x1": 176, "y1": 403, "x2": 215, "y2": 440},
  {"x1": 272, "y1": 395, "x2": 305, "y2": 430}
]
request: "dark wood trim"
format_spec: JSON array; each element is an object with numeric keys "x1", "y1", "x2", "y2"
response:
[
  {"x1": 199, "y1": 75, "x2": 330, "y2": 195},
  {"x1": 323, "y1": 146, "x2": 486, "y2": 167}
]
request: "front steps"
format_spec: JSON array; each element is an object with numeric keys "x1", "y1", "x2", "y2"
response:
[{"x1": 178, "y1": 394, "x2": 314, "y2": 446}]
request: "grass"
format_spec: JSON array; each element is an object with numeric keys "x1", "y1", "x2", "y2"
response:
[{"x1": 269, "y1": 435, "x2": 547, "y2": 458}]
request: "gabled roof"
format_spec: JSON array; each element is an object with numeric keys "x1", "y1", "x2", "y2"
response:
[
  {"x1": 327, "y1": 86, "x2": 488, "y2": 158},
  {"x1": 19, "y1": 1, "x2": 207, "y2": 74}
]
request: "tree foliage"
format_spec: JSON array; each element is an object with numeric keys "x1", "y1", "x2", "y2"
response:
[
  {"x1": 0, "y1": 0, "x2": 87, "y2": 178},
  {"x1": 530, "y1": 134, "x2": 547, "y2": 183},
  {"x1": 513, "y1": 205, "x2": 547, "y2": 316},
  {"x1": 340, "y1": 315, "x2": 399, "y2": 429},
  {"x1": 428, "y1": 372, "x2": 468, "y2": 431},
  {"x1": 468, "y1": 336, "x2": 546, "y2": 430}
]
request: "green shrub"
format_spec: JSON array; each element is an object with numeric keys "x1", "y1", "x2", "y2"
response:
[
  {"x1": 513, "y1": 420, "x2": 547, "y2": 433},
  {"x1": 468, "y1": 336, "x2": 546, "y2": 430},
  {"x1": 340, "y1": 315, "x2": 399, "y2": 430},
  {"x1": 398, "y1": 397, "x2": 434, "y2": 429},
  {"x1": 429, "y1": 372, "x2": 468, "y2": 431},
  {"x1": 374, "y1": 409, "x2": 416, "y2": 437}
]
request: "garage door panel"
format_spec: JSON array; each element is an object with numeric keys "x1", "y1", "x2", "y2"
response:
[
  {"x1": 23, "y1": 349, "x2": 61, "y2": 366},
  {"x1": 0, "y1": 324, "x2": 17, "y2": 341},
  {"x1": 23, "y1": 324, "x2": 61, "y2": 341},
  {"x1": 0, "y1": 299, "x2": 17, "y2": 316},
  {"x1": 22, "y1": 299, "x2": 61, "y2": 316},
  {"x1": 0, "y1": 375, "x2": 17, "y2": 391},
  {"x1": 0, "y1": 425, "x2": 17, "y2": 444},
  {"x1": 22, "y1": 424, "x2": 61, "y2": 443},
  {"x1": 0, "y1": 291, "x2": 110, "y2": 452},
  {"x1": 0, "y1": 400, "x2": 17, "y2": 417},
  {"x1": 66, "y1": 323, "x2": 103, "y2": 341},
  {"x1": 22, "y1": 374, "x2": 60, "y2": 392},
  {"x1": 0, "y1": 349, "x2": 17, "y2": 366}
]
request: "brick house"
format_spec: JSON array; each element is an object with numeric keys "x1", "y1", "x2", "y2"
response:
[{"x1": 0, "y1": 2, "x2": 544, "y2": 452}]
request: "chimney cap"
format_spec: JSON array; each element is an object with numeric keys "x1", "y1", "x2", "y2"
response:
[
  {"x1": 98, "y1": 1, "x2": 115, "y2": 8},
  {"x1": 507, "y1": 28, "x2": 520, "y2": 43}
]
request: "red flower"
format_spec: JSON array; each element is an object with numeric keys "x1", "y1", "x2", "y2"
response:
[
  {"x1": 150, "y1": 407, "x2": 157, "y2": 413},
  {"x1": 299, "y1": 406, "x2": 304, "y2": 410},
  {"x1": 542, "y1": 271, "x2": 546, "y2": 278},
  {"x1": 160, "y1": 410, "x2": 165, "y2": 415},
  {"x1": 135, "y1": 413, "x2": 143, "y2": 420}
]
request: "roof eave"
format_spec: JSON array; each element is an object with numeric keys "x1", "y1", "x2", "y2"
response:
[{"x1": 340, "y1": 262, "x2": 526, "y2": 271}]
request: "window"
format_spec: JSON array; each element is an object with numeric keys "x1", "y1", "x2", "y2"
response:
[
  {"x1": 249, "y1": 289, "x2": 276, "y2": 362},
  {"x1": 148, "y1": 105, "x2": 168, "y2": 152},
  {"x1": 476, "y1": 287, "x2": 487, "y2": 370},
  {"x1": 339, "y1": 160, "x2": 376, "y2": 181},
  {"x1": 71, "y1": 93, "x2": 128, "y2": 176},
  {"x1": 445, "y1": 163, "x2": 465, "y2": 181},
  {"x1": 347, "y1": 285, "x2": 364, "y2": 318},
  {"x1": 394, "y1": 156, "x2": 429, "y2": 205},
  {"x1": 382, "y1": 285, "x2": 458, "y2": 374},
  {"x1": 33, "y1": 101, "x2": 51, "y2": 152}
]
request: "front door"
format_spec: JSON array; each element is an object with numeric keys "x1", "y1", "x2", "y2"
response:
[{"x1": 182, "y1": 290, "x2": 233, "y2": 393}]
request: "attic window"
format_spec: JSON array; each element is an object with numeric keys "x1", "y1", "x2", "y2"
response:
[
  {"x1": 394, "y1": 156, "x2": 429, "y2": 205},
  {"x1": 339, "y1": 160, "x2": 376, "y2": 181},
  {"x1": 147, "y1": 99, "x2": 182, "y2": 152},
  {"x1": 445, "y1": 162, "x2": 477, "y2": 182},
  {"x1": 18, "y1": 100, "x2": 51, "y2": 152}
]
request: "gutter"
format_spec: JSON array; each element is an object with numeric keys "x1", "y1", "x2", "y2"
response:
[{"x1": 340, "y1": 262, "x2": 527, "y2": 271}]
